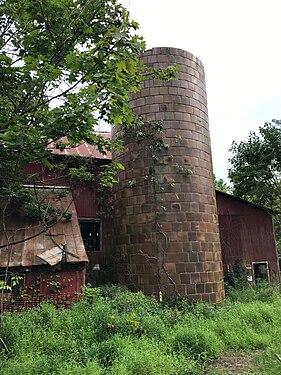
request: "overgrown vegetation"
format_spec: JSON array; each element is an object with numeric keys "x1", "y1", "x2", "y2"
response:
[
  {"x1": 224, "y1": 259, "x2": 249, "y2": 291},
  {"x1": 0, "y1": 284, "x2": 281, "y2": 374},
  {"x1": 122, "y1": 121, "x2": 192, "y2": 297}
]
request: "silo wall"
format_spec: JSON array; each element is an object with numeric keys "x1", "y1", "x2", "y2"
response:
[{"x1": 112, "y1": 47, "x2": 224, "y2": 303}]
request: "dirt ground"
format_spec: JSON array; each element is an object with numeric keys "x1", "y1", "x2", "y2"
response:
[{"x1": 206, "y1": 352, "x2": 260, "y2": 375}]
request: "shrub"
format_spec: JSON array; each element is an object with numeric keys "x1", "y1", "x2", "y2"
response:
[
  {"x1": 108, "y1": 337, "x2": 199, "y2": 375},
  {"x1": 226, "y1": 281, "x2": 280, "y2": 303},
  {"x1": 224, "y1": 259, "x2": 249, "y2": 290},
  {"x1": 212, "y1": 317, "x2": 270, "y2": 350},
  {"x1": 170, "y1": 324, "x2": 224, "y2": 360},
  {"x1": 57, "y1": 360, "x2": 103, "y2": 375},
  {"x1": 94, "y1": 335, "x2": 128, "y2": 367},
  {"x1": 98, "y1": 284, "x2": 161, "y2": 315}
]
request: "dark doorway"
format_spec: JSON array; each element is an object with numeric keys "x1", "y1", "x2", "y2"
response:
[{"x1": 253, "y1": 262, "x2": 269, "y2": 282}]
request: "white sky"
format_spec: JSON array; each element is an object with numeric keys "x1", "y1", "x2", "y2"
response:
[{"x1": 120, "y1": 0, "x2": 281, "y2": 180}]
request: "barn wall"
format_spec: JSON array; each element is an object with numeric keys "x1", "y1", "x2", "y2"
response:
[
  {"x1": 71, "y1": 183, "x2": 98, "y2": 217},
  {"x1": 216, "y1": 192, "x2": 280, "y2": 283},
  {"x1": 25, "y1": 163, "x2": 114, "y2": 285},
  {"x1": 24, "y1": 266, "x2": 86, "y2": 296}
]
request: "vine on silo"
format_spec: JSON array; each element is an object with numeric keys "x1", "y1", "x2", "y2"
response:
[{"x1": 124, "y1": 120, "x2": 192, "y2": 299}]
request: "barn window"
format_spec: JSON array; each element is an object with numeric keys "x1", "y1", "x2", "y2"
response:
[
  {"x1": 252, "y1": 262, "x2": 269, "y2": 282},
  {"x1": 79, "y1": 219, "x2": 101, "y2": 251}
]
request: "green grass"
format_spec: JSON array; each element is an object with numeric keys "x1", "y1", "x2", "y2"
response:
[{"x1": 1, "y1": 283, "x2": 281, "y2": 374}]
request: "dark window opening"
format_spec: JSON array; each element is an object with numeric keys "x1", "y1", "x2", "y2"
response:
[
  {"x1": 253, "y1": 262, "x2": 269, "y2": 282},
  {"x1": 79, "y1": 220, "x2": 100, "y2": 251}
]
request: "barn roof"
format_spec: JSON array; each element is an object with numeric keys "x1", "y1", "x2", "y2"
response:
[
  {"x1": 48, "y1": 133, "x2": 112, "y2": 159},
  {"x1": 0, "y1": 187, "x2": 88, "y2": 268},
  {"x1": 215, "y1": 190, "x2": 274, "y2": 214}
]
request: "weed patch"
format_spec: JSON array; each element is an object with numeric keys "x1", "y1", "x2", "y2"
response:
[{"x1": 1, "y1": 284, "x2": 281, "y2": 374}]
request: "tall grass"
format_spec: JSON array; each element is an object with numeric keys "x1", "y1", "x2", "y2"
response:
[{"x1": 0, "y1": 283, "x2": 281, "y2": 374}]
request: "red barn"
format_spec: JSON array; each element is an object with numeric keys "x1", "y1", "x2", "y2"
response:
[
  {"x1": 0, "y1": 188, "x2": 88, "y2": 310},
  {"x1": 0, "y1": 134, "x2": 113, "y2": 310},
  {"x1": 216, "y1": 191, "x2": 280, "y2": 284},
  {"x1": 1, "y1": 136, "x2": 280, "y2": 310},
  {"x1": 24, "y1": 134, "x2": 114, "y2": 287}
]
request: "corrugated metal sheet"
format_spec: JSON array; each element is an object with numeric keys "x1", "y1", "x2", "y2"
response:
[
  {"x1": 37, "y1": 246, "x2": 64, "y2": 266},
  {"x1": 0, "y1": 188, "x2": 88, "y2": 267},
  {"x1": 48, "y1": 133, "x2": 112, "y2": 159}
]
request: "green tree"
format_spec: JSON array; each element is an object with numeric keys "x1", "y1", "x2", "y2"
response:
[
  {"x1": 0, "y1": 0, "x2": 176, "y2": 200},
  {"x1": 0, "y1": 0, "x2": 146, "y2": 191},
  {"x1": 224, "y1": 259, "x2": 249, "y2": 290},
  {"x1": 0, "y1": 0, "x2": 177, "y2": 336},
  {"x1": 0, "y1": 0, "x2": 177, "y2": 221},
  {"x1": 228, "y1": 119, "x2": 281, "y2": 249},
  {"x1": 214, "y1": 175, "x2": 231, "y2": 193}
]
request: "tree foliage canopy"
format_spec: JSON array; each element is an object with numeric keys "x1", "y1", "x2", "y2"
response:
[
  {"x1": 228, "y1": 119, "x2": 281, "y2": 249},
  {"x1": 214, "y1": 175, "x2": 231, "y2": 194},
  {"x1": 0, "y1": 0, "x2": 177, "y2": 239},
  {"x1": 229, "y1": 119, "x2": 281, "y2": 209},
  {"x1": 0, "y1": 0, "x2": 151, "y2": 195}
]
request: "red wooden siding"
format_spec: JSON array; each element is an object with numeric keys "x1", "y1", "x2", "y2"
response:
[
  {"x1": 25, "y1": 162, "x2": 113, "y2": 285},
  {"x1": 26, "y1": 164, "x2": 99, "y2": 217},
  {"x1": 25, "y1": 268, "x2": 85, "y2": 296},
  {"x1": 216, "y1": 191, "x2": 280, "y2": 282},
  {"x1": 72, "y1": 184, "x2": 98, "y2": 217},
  {"x1": 0, "y1": 266, "x2": 85, "y2": 312}
]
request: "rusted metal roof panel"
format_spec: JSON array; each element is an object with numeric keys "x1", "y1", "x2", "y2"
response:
[
  {"x1": 48, "y1": 133, "x2": 112, "y2": 159},
  {"x1": 0, "y1": 188, "x2": 88, "y2": 267},
  {"x1": 37, "y1": 247, "x2": 63, "y2": 266}
]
